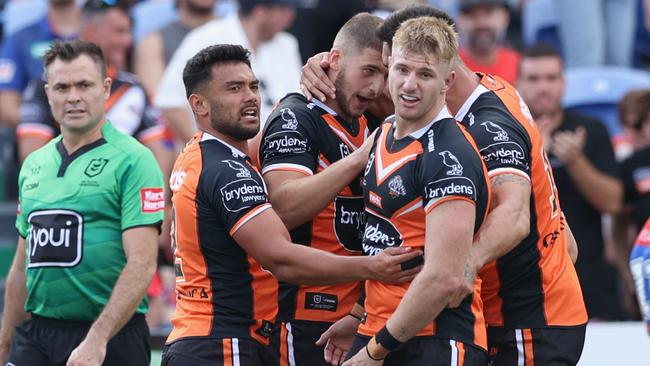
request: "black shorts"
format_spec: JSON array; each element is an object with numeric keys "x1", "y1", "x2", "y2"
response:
[
  {"x1": 348, "y1": 333, "x2": 487, "y2": 366},
  {"x1": 487, "y1": 325, "x2": 586, "y2": 366},
  {"x1": 162, "y1": 337, "x2": 274, "y2": 366},
  {"x1": 269, "y1": 320, "x2": 333, "y2": 366},
  {"x1": 7, "y1": 313, "x2": 150, "y2": 366}
]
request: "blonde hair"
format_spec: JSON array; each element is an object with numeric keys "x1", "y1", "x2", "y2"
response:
[{"x1": 392, "y1": 16, "x2": 458, "y2": 68}]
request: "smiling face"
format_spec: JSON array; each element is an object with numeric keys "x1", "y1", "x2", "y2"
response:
[
  {"x1": 44, "y1": 54, "x2": 111, "y2": 135},
  {"x1": 204, "y1": 62, "x2": 261, "y2": 140},
  {"x1": 388, "y1": 46, "x2": 453, "y2": 126}
]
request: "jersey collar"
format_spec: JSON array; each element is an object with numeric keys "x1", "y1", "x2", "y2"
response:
[
  {"x1": 454, "y1": 84, "x2": 490, "y2": 121},
  {"x1": 310, "y1": 98, "x2": 339, "y2": 116},
  {"x1": 392, "y1": 105, "x2": 453, "y2": 139},
  {"x1": 200, "y1": 131, "x2": 247, "y2": 158}
]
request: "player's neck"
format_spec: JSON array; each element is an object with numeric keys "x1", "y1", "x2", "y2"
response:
[
  {"x1": 393, "y1": 100, "x2": 446, "y2": 139},
  {"x1": 205, "y1": 127, "x2": 249, "y2": 155},
  {"x1": 61, "y1": 119, "x2": 106, "y2": 155},
  {"x1": 446, "y1": 64, "x2": 480, "y2": 116}
]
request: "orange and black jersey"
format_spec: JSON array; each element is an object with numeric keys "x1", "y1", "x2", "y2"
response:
[
  {"x1": 259, "y1": 93, "x2": 369, "y2": 323},
  {"x1": 359, "y1": 107, "x2": 490, "y2": 350},
  {"x1": 455, "y1": 73, "x2": 588, "y2": 328},
  {"x1": 167, "y1": 132, "x2": 278, "y2": 346}
]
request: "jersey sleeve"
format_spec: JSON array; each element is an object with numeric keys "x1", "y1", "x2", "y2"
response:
[
  {"x1": 419, "y1": 138, "x2": 483, "y2": 214},
  {"x1": 259, "y1": 105, "x2": 318, "y2": 176},
  {"x1": 0, "y1": 33, "x2": 26, "y2": 92},
  {"x1": 468, "y1": 110, "x2": 532, "y2": 180},
  {"x1": 203, "y1": 159, "x2": 272, "y2": 236},
  {"x1": 120, "y1": 149, "x2": 165, "y2": 232},
  {"x1": 17, "y1": 79, "x2": 56, "y2": 139}
]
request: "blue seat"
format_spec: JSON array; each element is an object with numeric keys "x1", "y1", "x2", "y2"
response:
[
  {"x1": 522, "y1": 0, "x2": 562, "y2": 53},
  {"x1": 1, "y1": 0, "x2": 47, "y2": 36},
  {"x1": 562, "y1": 66, "x2": 650, "y2": 136}
]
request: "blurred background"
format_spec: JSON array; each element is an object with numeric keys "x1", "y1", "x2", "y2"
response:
[{"x1": 0, "y1": 0, "x2": 649, "y2": 364}]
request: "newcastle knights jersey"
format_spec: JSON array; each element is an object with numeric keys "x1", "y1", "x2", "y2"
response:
[
  {"x1": 455, "y1": 73, "x2": 588, "y2": 329},
  {"x1": 359, "y1": 107, "x2": 491, "y2": 350},
  {"x1": 259, "y1": 93, "x2": 370, "y2": 323}
]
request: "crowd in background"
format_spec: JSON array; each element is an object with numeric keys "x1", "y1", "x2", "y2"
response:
[{"x1": 0, "y1": 0, "x2": 650, "y2": 333}]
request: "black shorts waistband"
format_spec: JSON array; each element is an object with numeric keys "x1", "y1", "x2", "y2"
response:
[{"x1": 31, "y1": 312, "x2": 146, "y2": 328}]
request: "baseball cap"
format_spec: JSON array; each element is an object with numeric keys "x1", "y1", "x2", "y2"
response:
[{"x1": 459, "y1": 0, "x2": 509, "y2": 13}]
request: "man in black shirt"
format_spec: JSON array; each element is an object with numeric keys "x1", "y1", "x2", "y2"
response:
[{"x1": 517, "y1": 43, "x2": 625, "y2": 320}]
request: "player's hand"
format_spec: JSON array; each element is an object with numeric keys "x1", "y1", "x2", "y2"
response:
[
  {"x1": 342, "y1": 346, "x2": 384, "y2": 366},
  {"x1": 550, "y1": 127, "x2": 586, "y2": 166},
  {"x1": 370, "y1": 247, "x2": 423, "y2": 284},
  {"x1": 300, "y1": 52, "x2": 336, "y2": 102},
  {"x1": 350, "y1": 130, "x2": 378, "y2": 171},
  {"x1": 66, "y1": 336, "x2": 107, "y2": 366},
  {"x1": 316, "y1": 314, "x2": 360, "y2": 365},
  {"x1": 448, "y1": 256, "x2": 479, "y2": 308}
]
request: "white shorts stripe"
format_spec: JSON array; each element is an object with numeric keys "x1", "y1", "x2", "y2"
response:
[
  {"x1": 232, "y1": 338, "x2": 240, "y2": 366},
  {"x1": 286, "y1": 322, "x2": 296, "y2": 366},
  {"x1": 450, "y1": 339, "x2": 458, "y2": 366},
  {"x1": 515, "y1": 329, "x2": 525, "y2": 366}
]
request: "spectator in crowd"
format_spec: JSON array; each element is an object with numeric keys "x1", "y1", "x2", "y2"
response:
[
  {"x1": 517, "y1": 43, "x2": 625, "y2": 320},
  {"x1": 155, "y1": 0, "x2": 302, "y2": 144},
  {"x1": 0, "y1": 0, "x2": 80, "y2": 127},
  {"x1": 554, "y1": 0, "x2": 636, "y2": 68},
  {"x1": 611, "y1": 90, "x2": 650, "y2": 318},
  {"x1": 0, "y1": 40, "x2": 164, "y2": 366},
  {"x1": 457, "y1": 0, "x2": 520, "y2": 84},
  {"x1": 134, "y1": 0, "x2": 218, "y2": 97},
  {"x1": 16, "y1": 0, "x2": 166, "y2": 166}
]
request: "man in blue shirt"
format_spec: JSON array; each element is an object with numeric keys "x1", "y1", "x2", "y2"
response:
[{"x1": 0, "y1": 0, "x2": 79, "y2": 127}]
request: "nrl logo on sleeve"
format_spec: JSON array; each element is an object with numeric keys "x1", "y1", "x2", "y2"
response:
[
  {"x1": 141, "y1": 188, "x2": 165, "y2": 213},
  {"x1": 84, "y1": 158, "x2": 108, "y2": 178},
  {"x1": 439, "y1": 151, "x2": 463, "y2": 176},
  {"x1": 280, "y1": 108, "x2": 298, "y2": 130},
  {"x1": 481, "y1": 121, "x2": 509, "y2": 141},
  {"x1": 223, "y1": 160, "x2": 252, "y2": 178}
]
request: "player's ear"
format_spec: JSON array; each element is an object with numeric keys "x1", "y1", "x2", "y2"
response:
[
  {"x1": 442, "y1": 70, "x2": 456, "y2": 94},
  {"x1": 189, "y1": 94, "x2": 208, "y2": 118},
  {"x1": 329, "y1": 48, "x2": 342, "y2": 70},
  {"x1": 103, "y1": 77, "x2": 112, "y2": 101}
]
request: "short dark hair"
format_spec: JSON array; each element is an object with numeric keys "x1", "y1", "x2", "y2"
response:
[
  {"x1": 332, "y1": 13, "x2": 384, "y2": 55},
  {"x1": 43, "y1": 40, "x2": 107, "y2": 78},
  {"x1": 182, "y1": 44, "x2": 252, "y2": 98},
  {"x1": 377, "y1": 5, "x2": 455, "y2": 49},
  {"x1": 519, "y1": 43, "x2": 563, "y2": 75}
]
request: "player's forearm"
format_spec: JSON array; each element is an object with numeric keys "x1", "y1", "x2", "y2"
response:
[
  {"x1": 388, "y1": 268, "x2": 457, "y2": 340},
  {"x1": 268, "y1": 153, "x2": 367, "y2": 230},
  {"x1": 565, "y1": 155, "x2": 622, "y2": 214},
  {"x1": 272, "y1": 244, "x2": 374, "y2": 285},
  {"x1": 0, "y1": 240, "x2": 29, "y2": 348},
  {"x1": 85, "y1": 255, "x2": 156, "y2": 343},
  {"x1": 162, "y1": 108, "x2": 196, "y2": 144}
]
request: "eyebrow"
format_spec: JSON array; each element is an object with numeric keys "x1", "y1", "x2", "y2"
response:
[{"x1": 225, "y1": 79, "x2": 259, "y2": 87}]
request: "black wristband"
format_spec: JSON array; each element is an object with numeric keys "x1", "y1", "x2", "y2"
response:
[
  {"x1": 365, "y1": 344, "x2": 385, "y2": 361},
  {"x1": 375, "y1": 326, "x2": 402, "y2": 351}
]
